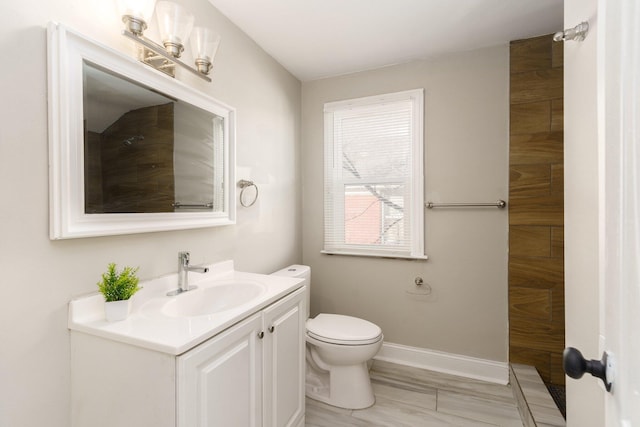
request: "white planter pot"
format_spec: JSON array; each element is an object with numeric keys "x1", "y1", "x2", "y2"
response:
[{"x1": 104, "y1": 299, "x2": 131, "y2": 322}]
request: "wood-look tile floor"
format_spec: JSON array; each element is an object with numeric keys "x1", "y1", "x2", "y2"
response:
[{"x1": 306, "y1": 360, "x2": 524, "y2": 427}]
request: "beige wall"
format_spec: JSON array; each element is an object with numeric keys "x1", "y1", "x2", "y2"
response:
[
  {"x1": 301, "y1": 46, "x2": 510, "y2": 361},
  {"x1": 0, "y1": 1, "x2": 301, "y2": 425}
]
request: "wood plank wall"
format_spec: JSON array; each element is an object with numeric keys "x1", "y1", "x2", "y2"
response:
[
  {"x1": 85, "y1": 103, "x2": 176, "y2": 213},
  {"x1": 509, "y1": 35, "x2": 565, "y2": 385}
]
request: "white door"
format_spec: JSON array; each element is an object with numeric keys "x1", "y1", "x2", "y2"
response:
[
  {"x1": 599, "y1": 0, "x2": 640, "y2": 425},
  {"x1": 566, "y1": 0, "x2": 640, "y2": 425},
  {"x1": 564, "y1": 0, "x2": 604, "y2": 424}
]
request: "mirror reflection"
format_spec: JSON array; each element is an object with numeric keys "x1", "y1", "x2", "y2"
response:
[{"x1": 82, "y1": 61, "x2": 224, "y2": 214}]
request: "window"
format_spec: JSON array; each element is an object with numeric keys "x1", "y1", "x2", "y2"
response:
[{"x1": 323, "y1": 89, "x2": 426, "y2": 259}]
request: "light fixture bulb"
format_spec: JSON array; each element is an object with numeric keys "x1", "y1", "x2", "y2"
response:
[
  {"x1": 191, "y1": 27, "x2": 221, "y2": 75},
  {"x1": 155, "y1": 1, "x2": 194, "y2": 58},
  {"x1": 116, "y1": 0, "x2": 158, "y2": 35}
]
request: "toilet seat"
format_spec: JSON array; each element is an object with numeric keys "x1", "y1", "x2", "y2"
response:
[{"x1": 306, "y1": 314, "x2": 382, "y2": 345}]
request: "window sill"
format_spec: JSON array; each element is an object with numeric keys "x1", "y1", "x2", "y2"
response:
[{"x1": 321, "y1": 250, "x2": 429, "y2": 261}]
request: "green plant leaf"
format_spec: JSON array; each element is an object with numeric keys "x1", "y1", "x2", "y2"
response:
[{"x1": 97, "y1": 263, "x2": 141, "y2": 302}]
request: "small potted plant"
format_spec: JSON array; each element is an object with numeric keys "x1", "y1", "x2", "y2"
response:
[{"x1": 97, "y1": 262, "x2": 141, "y2": 322}]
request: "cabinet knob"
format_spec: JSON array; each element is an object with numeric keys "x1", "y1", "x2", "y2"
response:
[
  {"x1": 268, "y1": 326, "x2": 275, "y2": 333},
  {"x1": 257, "y1": 331, "x2": 264, "y2": 339}
]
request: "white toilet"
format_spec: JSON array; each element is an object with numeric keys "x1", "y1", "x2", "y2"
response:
[{"x1": 272, "y1": 265, "x2": 383, "y2": 410}]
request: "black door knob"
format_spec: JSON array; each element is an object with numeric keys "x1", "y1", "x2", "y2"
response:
[{"x1": 563, "y1": 347, "x2": 612, "y2": 391}]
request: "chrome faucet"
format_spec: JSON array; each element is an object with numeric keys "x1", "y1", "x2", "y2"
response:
[{"x1": 167, "y1": 252, "x2": 209, "y2": 296}]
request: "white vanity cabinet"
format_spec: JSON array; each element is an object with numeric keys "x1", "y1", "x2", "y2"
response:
[
  {"x1": 261, "y1": 286, "x2": 306, "y2": 427},
  {"x1": 70, "y1": 286, "x2": 306, "y2": 427},
  {"x1": 177, "y1": 286, "x2": 306, "y2": 427},
  {"x1": 177, "y1": 313, "x2": 264, "y2": 426}
]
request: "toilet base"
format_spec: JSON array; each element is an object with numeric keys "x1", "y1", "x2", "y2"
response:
[{"x1": 306, "y1": 362, "x2": 376, "y2": 410}]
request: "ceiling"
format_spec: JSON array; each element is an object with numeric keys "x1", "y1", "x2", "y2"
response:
[{"x1": 207, "y1": 0, "x2": 563, "y2": 81}]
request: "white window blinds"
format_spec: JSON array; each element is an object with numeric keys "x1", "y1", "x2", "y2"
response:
[{"x1": 323, "y1": 89, "x2": 425, "y2": 259}]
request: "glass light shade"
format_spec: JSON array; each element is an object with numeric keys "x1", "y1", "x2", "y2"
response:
[
  {"x1": 191, "y1": 27, "x2": 221, "y2": 74},
  {"x1": 116, "y1": 0, "x2": 157, "y2": 35},
  {"x1": 155, "y1": 1, "x2": 194, "y2": 58}
]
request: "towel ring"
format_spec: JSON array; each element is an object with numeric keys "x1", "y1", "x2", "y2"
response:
[{"x1": 238, "y1": 179, "x2": 259, "y2": 207}]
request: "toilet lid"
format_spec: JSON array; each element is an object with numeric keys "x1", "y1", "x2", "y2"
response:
[{"x1": 306, "y1": 314, "x2": 382, "y2": 345}]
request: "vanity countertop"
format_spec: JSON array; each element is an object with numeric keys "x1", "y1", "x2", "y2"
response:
[{"x1": 68, "y1": 260, "x2": 303, "y2": 355}]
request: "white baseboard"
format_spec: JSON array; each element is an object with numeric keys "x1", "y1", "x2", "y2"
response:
[{"x1": 374, "y1": 342, "x2": 509, "y2": 385}]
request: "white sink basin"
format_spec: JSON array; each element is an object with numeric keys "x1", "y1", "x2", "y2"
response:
[
  {"x1": 69, "y1": 260, "x2": 305, "y2": 354},
  {"x1": 162, "y1": 280, "x2": 266, "y2": 317}
]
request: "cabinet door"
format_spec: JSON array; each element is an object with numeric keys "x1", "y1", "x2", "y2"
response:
[
  {"x1": 262, "y1": 287, "x2": 306, "y2": 427},
  {"x1": 177, "y1": 313, "x2": 263, "y2": 427}
]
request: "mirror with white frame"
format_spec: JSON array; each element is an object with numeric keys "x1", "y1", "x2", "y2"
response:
[{"x1": 47, "y1": 23, "x2": 236, "y2": 239}]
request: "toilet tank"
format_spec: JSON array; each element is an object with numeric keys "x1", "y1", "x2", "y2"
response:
[{"x1": 271, "y1": 265, "x2": 310, "y2": 316}]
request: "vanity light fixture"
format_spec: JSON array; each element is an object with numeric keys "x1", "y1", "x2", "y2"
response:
[
  {"x1": 191, "y1": 27, "x2": 221, "y2": 75},
  {"x1": 155, "y1": 1, "x2": 194, "y2": 58},
  {"x1": 116, "y1": 0, "x2": 158, "y2": 35},
  {"x1": 116, "y1": 0, "x2": 217, "y2": 82}
]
